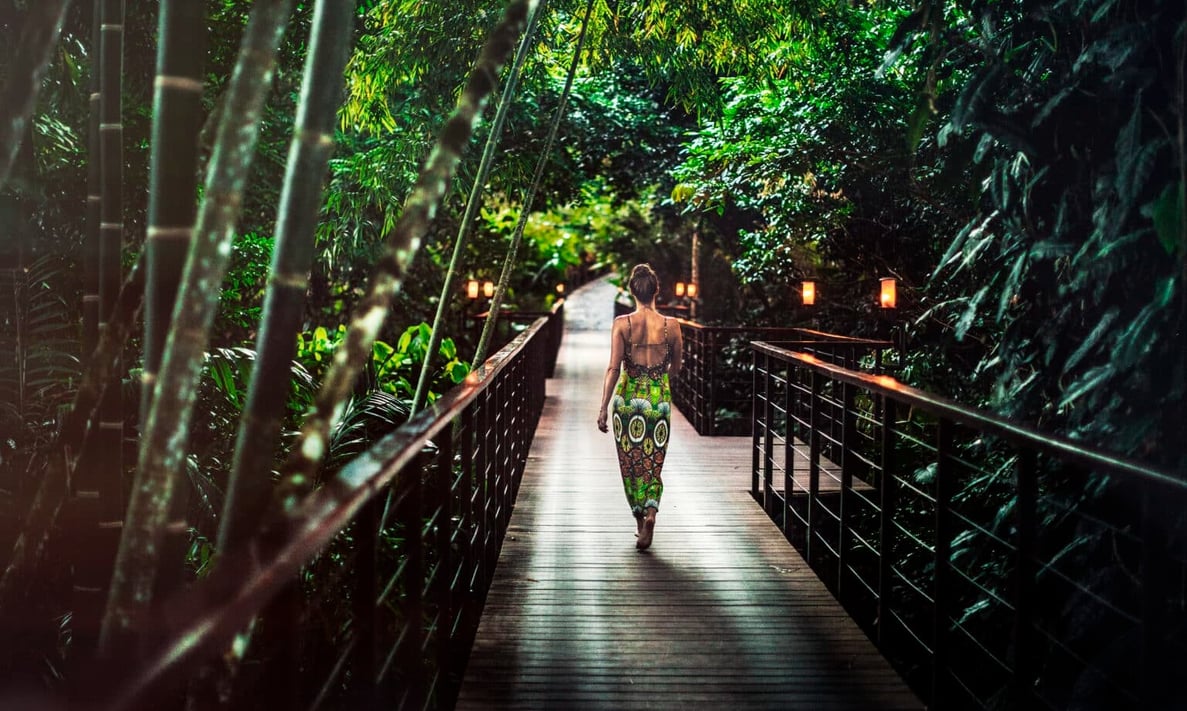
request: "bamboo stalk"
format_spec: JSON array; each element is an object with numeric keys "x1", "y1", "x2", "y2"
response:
[
  {"x1": 271, "y1": 0, "x2": 539, "y2": 515},
  {"x1": 0, "y1": 255, "x2": 145, "y2": 627},
  {"x1": 83, "y1": 0, "x2": 101, "y2": 357},
  {"x1": 142, "y1": 0, "x2": 209, "y2": 606},
  {"x1": 142, "y1": 0, "x2": 207, "y2": 425},
  {"x1": 96, "y1": 0, "x2": 125, "y2": 513},
  {"x1": 217, "y1": 0, "x2": 355, "y2": 552},
  {"x1": 100, "y1": 0, "x2": 296, "y2": 656},
  {"x1": 472, "y1": 0, "x2": 594, "y2": 367},
  {"x1": 0, "y1": 0, "x2": 72, "y2": 190},
  {"x1": 409, "y1": 0, "x2": 545, "y2": 416}
]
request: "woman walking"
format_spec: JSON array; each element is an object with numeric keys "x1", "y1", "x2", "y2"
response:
[{"x1": 596, "y1": 264, "x2": 683, "y2": 549}]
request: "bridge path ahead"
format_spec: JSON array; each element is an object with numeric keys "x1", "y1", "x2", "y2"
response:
[{"x1": 457, "y1": 277, "x2": 920, "y2": 710}]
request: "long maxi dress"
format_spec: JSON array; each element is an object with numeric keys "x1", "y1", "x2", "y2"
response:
[{"x1": 611, "y1": 314, "x2": 673, "y2": 518}]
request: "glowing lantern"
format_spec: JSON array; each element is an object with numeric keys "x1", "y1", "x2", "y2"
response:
[
  {"x1": 880, "y1": 277, "x2": 897, "y2": 309},
  {"x1": 483, "y1": 281, "x2": 495, "y2": 298},
  {"x1": 802, "y1": 280, "x2": 816, "y2": 306},
  {"x1": 556, "y1": 283, "x2": 565, "y2": 295},
  {"x1": 675, "y1": 282, "x2": 686, "y2": 297},
  {"x1": 686, "y1": 283, "x2": 698, "y2": 298},
  {"x1": 466, "y1": 280, "x2": 479, "y2": 299}
]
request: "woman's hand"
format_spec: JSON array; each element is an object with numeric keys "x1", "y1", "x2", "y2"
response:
[{"x1": 596, "y1": 409, "x2": 608, "y2": 433}]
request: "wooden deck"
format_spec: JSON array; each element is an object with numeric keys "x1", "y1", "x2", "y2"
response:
[{"x1": 456, "y1": 284, "x2": 920, "y2": 710}]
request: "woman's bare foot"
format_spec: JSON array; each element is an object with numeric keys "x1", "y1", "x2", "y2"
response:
[{"x1": 636, "y1": 510, "x2": 656, "y2": 550}]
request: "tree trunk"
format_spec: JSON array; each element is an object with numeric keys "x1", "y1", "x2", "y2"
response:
[
  {"x1": 0, "y1": 0, "x2": 71, "y2": 190},
  {"x1": 142, "y1": 0, "x2": 208, "y2": 608},
  {"x1": 410, "y1": 0, "x2": 545, "y2": 416},
  {"x1": 218, "y1": 0, "x2": 355, "y2": 553},
  {"x1": 272, "y1": 0, "x2": 540, "y2": 513},
  {"x1": 473, "y1": 0, "x2": 594, "y2": 367},
  {"x1": 100, "y1": 0, "x2": 295, "y2": 657}
]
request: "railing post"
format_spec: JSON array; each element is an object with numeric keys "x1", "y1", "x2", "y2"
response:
[
  {"x1": 1011, "y1": 448, "x2": 1037, "y2": 707},
  {"x1": 807, "y1": 369, "x2": 822, "y2": 567},
  {"x1": 750, "y1": 348, "x2": 761, "y2": 500},
  {"x1": 354, "y1": 490, "x2": 380, "y2": 709},
  {"x1": 432, "y1": 432, "x2": 454, "y2": 692},
  {"x1": 932, "y1": 418, "x2": 955, "y2": 706},
  {"x1": 762, "y1": 352, "x2": 775, "y2": 514},
  {"x1": 783, "y1": 360, "x2": 795, "y2": 543},
  {"x1": 837, "y1": 380, "x2": 856, "y2": 599},
  {"x1": 1140, "y1": 488, "x2": 1170, "y2": 707},
  {"x1": 391, "y1": 458, "x2": 424, "y2": 707},
  {"x1": 876, "y1": 396, "x2": 896, "y2": 648},
  {"x1": 477, "y1": 390, "x2": 493, "y2": 583},
  {"x1": 708, "y1": 330, "x2": 718, "y2": 436},
  {"x1": 459, "y1": 407, "x2": 478, "y2": 628}
]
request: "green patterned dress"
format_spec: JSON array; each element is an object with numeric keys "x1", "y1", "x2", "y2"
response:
[{"x1": 611, "y1": 315, "x2": 673, "y2": 518}]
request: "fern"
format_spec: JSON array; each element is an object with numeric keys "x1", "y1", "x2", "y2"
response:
[{"x1": 0, "y1": 256, "x2": 79, "y2": 491}]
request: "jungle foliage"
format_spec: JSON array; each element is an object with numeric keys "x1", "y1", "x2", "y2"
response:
[{"x1": 0, "y1": 0, "x2": 1183, "y2": 704}]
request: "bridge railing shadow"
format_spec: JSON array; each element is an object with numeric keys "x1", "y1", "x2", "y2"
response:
[
  {"x1": 81, "y1": 302, "x2": 565, "y2": 710},
  {"x1": 751, "y1": 341, "x2": 1187, "y2": 709}
]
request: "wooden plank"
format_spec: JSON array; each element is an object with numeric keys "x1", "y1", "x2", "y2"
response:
[{"x1": 457, "y1": 279, "x2": 920, "y2": 710}]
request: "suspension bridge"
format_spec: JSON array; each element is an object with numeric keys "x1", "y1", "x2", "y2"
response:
[{"x1": 455, "y1": 278, "x2": 920, "y2": 708}]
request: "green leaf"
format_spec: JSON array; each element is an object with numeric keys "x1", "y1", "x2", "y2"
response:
[{"x1": 1146, "y1": 181, "x2": 1184, "y2": 255}]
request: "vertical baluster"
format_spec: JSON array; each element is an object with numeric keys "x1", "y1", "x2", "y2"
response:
[
  {"x1": 762, "y1": 353, "x2": 775, "y2": 514},
  {"x1": 877, "y1": 397, "x2": 897, "y2": 647},
  {"x1": 1140, "y1": 487, "x2": 1170, "y2": 706},
  {"x1": 932, "y1": 418, "x2": 955, "y2": 706},
  {"x1": 432, "y1": 431, "x2": 454, "y2": 694},
  {"x1": 708, "y1": 330, "x2": 718, "y2": 435},
  {"x1": 1012, "y1": 448, "x2": 1037, "y2": 706},
  {"x1": 396, "y1": 456, "x2": 426, "y2": 708},
  {"x1": 479, "y1": 390, "x2": 495, "y2": 577},
  {"x1": 751, "y1": 348, "x2": 761, "y2": 500},
  {"x1": 354, "y1": 489, "x2": 380, "y2": 708},
  {"x1": 459, "y1": 407, "x2": 477, "y2": 628},
  {"x1": 838, "y1": 380, "x2": 856, "y2": 598},
  {"x1": 807, "y1": 369, "x2": 822, "y2": 566},
  {"x1": 783, "y1": 360, "x2": 795, "y2": 543}
]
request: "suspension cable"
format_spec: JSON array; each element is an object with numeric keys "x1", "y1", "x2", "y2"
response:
[{"x1": 471, "y1": 0, "x2": 596, "y2": 368}]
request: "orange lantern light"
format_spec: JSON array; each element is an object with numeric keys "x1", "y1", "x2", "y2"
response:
[
  {"x1": 675, "y1": 282, "x2": 686, "y2": 297},
  {"x1": 466, "y1": 279, "x2": 480, "y2": 299},
  {"x1": 880, "y1": 277, "x2": 897, "y2": 309},
  {"x1": 802, "y1": 280, "x2": 816, "y2": 306},
  {"x1": 556, "y1": 283, "x2": 565, "y2": 295},
  {"x1": 483, "y1": 281, "x2": 495, "y2": 298},
  {"x1": 686, "y1": 283, "x2": 698, "y2": 298}
]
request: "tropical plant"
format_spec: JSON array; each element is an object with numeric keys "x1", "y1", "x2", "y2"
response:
[{"x1": 0, "y1": 256, "x2": 80, "y2": 550}]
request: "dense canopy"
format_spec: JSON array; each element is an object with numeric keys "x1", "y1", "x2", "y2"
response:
[{"x1": 0, "y1": 0, "x2": 1183, "y2": 705}]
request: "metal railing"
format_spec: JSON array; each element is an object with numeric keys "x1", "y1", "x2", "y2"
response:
[
  {"x1": 81, "y1": 303, "x2": 565, "y2": 710},
  {"x1": 467, "y1": 304, "x2": 563, "y2": 377},
  {"x1": 751, "y1": 342, "x2": 1187, "y2": 709},
  {"x1": 672, "y1": 322, "x2": 891, "y2": 436}
]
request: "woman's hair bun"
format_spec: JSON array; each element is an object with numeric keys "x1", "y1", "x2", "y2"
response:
[{"x1": 628, "y1": 263, "x2": 659, "y2": 302}]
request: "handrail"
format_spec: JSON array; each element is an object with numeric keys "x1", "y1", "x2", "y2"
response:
[
  {"x1": 753, "y1": 343, "x2": 1186, "y2": 492},
  {"x1": 672, "y1": 323, "x2": 891, "y2": 436},
  {"x1": 84, "y1": 304, "x2": 565, "y2": 710},
  {"x1": 750, "y1": 341, "x2": 1186, "y2": 709}
]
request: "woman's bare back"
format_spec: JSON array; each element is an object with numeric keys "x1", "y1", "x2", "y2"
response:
[{"x1": 623, "y1": 311, "x2": 672, "y2": 368}]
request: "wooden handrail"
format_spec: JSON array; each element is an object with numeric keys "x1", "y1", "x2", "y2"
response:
[
  {"x1": 753, "y1": 341, "x2": 1186, "y2": 492},
  {"x1": 751, "y1": 341, "x2": 1186, "y2": 709},
  {"x1": 84, "y1": 308, "x2": 563, "y2": 710}
]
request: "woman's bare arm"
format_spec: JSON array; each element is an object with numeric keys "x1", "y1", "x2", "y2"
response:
[
  {"x1": 668, "y1": 320, "x2": 684, "y2": 378},
  {"x1": 597, "y1": 318, "x2": 626, "y2": 432}
]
